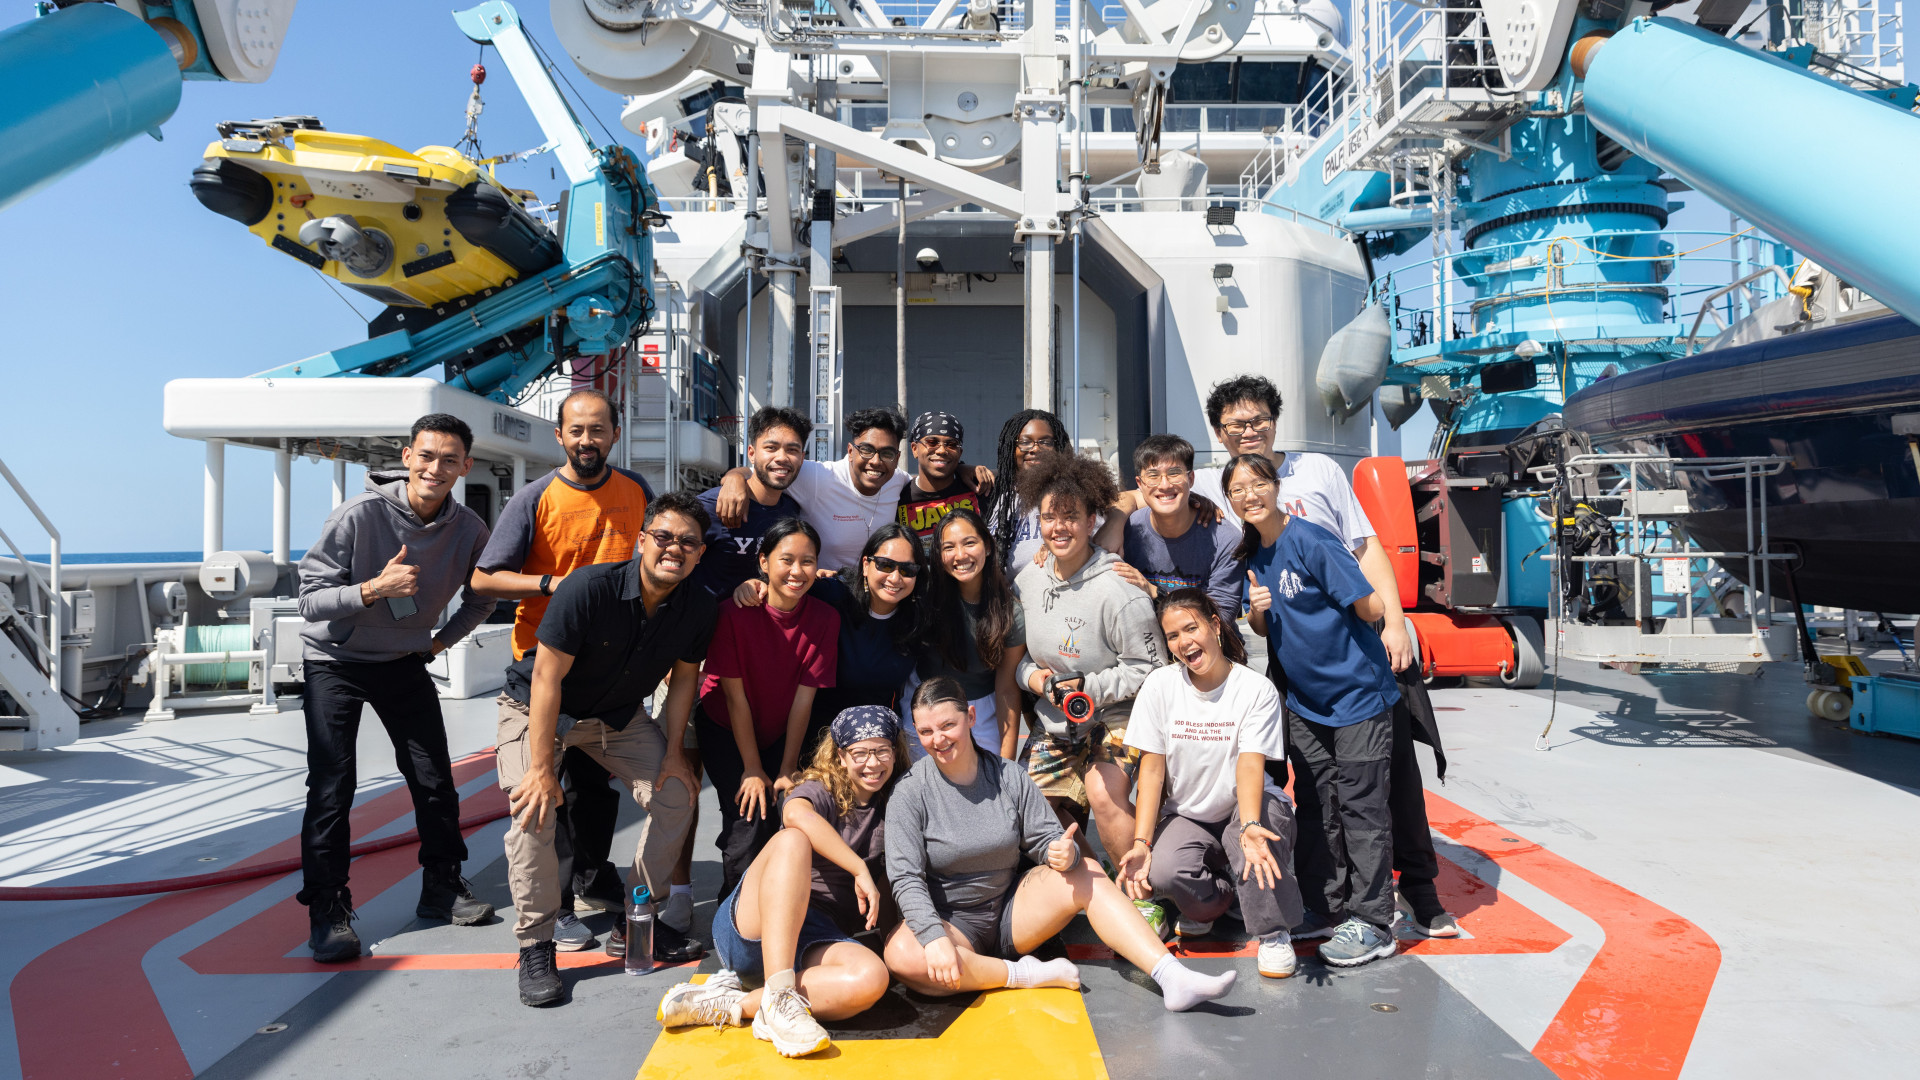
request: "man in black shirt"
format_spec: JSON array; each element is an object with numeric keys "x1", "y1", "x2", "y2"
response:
[
  {"x1": 497, "y1": 491, "x2": 715, "y2": 1007},
  {"x1": 896, "y1": 410, "x2": 983, "y2": 550},
  {"x1": 693, "y1": 406, "x2": 809, "y2": 599}
]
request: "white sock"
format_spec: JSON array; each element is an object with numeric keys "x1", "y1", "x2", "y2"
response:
[
  {"x1": 669, "y1": 884, "x2": 692, "y2": 897},
  {"x1": 1002, "y1": 955, "x2": 1081, "y2": 990},
  {"x1": 1150, "y1": 955, "x2": 1237, "y2": 1012}
]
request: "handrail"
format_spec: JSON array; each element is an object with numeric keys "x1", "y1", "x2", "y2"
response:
[
  {"x1": 0, "y1": 455, "x2": 60, "y2": 698},
  {"x1": 1683, "y1": 266, "x2": 1795, "y2": 352}
]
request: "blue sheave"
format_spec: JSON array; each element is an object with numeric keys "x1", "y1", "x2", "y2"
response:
[{"x1": 1249, "y1": 517, "x2": 1399, "y2": 727}]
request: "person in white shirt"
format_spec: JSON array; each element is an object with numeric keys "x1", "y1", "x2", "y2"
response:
[{"x1": 717, "y1": 406, "x2": 993, "y2": 572}]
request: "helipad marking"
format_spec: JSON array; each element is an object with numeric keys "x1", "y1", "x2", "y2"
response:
[{"x1": 633, "y1": 977, "x2": 1107, "y2": 1080}]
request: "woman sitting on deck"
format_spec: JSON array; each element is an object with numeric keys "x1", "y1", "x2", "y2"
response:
[
  {"x1": 654, "y1": 705, "x2": 910, "y2": 1059},
  {"x1": 882, "y1": 677, "x2": 1238, "y2": 1011}
]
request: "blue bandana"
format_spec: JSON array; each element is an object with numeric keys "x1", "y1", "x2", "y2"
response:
[{"x1": 831, "y1": 705, "x2": 899, "y2": 748}]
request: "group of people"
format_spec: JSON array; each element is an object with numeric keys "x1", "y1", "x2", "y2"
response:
[{"x1": 290, "y1": 373, "x2": 1458, "y2": 1061}]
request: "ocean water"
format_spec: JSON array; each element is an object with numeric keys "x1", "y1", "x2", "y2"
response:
[{"x1": 14, "y1": 551, "x2": 306, "y2": 564}]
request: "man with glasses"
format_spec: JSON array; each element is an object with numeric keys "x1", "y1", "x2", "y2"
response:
[
  {"x1": 716, "y1": 405, "x2": 990, "y2": 572},
  {"x1": 896, "y1": 411, "x2": 982, "y2": 550},
  {"x1": 1114, "y1": 434, "x2": 1246, "y2": 621},
  {"x1": 496, "y1": 491, "x2": 715, "y2": 1007}
]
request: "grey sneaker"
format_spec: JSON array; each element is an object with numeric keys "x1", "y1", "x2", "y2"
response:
[
  {"x1": 1134, "y1": 898, "x2": 1170, "y2": 940},
  {"x1": 662, "y1": 890, "x2": 695, "y2": 934},
  {"x1": 657, "y1": 971, "x2": 747, "y2": 1029},
  {"x1": 553, "y1": 912, "x2": 595, "y2": 952},
  {"x1": 752, "y1": 985, "x2": 832, "y2": 1058},
  {"x1": 1291, "y1": 909, "x2": 1339, "y2": 940},
  {"x1": 1319, "y1": 919, "x2": 1397, "y2": 968}
]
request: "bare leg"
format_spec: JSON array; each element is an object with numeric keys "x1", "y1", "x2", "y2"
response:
[
  {"x1": 1084, "y1": 762, "x2": 1137, "y2": 869},
  {"x1": 1008, "y1": 858, "x2": 1169, "y2": 975},
  {"x1": 882, "y1": 922, "x2": 1011, "y2": 996},
  {"x1": 730, "y1": 828, "x2": 812, "y2": 982},
  {"x1": 738, "y1": 941, "x2": 890, "y2": 1021}
]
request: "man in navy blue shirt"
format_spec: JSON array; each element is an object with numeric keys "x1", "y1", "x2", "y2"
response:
[
  {"x1": 1236, "y1": 456, "x2": 1400, "y2": 969},
  {"x1": 1114, "y1": 434, "x2": 1244, "y2": 620},
  {"x1": 693, "y1": 406, "x2": 810, "y2": 600}
]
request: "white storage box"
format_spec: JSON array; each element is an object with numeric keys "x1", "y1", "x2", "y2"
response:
[{"x1": 429, "y1": 624, "x2": 513, "y2": 699}]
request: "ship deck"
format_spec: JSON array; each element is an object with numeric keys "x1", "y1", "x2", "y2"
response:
[{"x1": 4, "y1": 647, "x2": 1918, "y2": 1080}]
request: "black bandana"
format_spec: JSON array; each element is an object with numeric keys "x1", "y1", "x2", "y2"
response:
[{"x1": 910, "y1": 411, "x2": 964, "y2": 444}]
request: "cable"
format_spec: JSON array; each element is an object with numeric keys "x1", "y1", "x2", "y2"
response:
[
  {"x1": 0, "y1": 804, "x2": 510, "y2": 902},
  {"x1": 308, "y1": 268, "x2": 374, "y2": 327},
  {"x1": 523, "y1": 29, "x2": 622, "y2": 150}
]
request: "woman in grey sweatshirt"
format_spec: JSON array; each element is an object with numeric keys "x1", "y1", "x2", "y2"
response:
[
  {"x1": 1009, "y1": 452, "x2": 1165, "y2": 868},
  {"x1": 882, "y1": 677, "x2": 1236, "y2": 1011}
]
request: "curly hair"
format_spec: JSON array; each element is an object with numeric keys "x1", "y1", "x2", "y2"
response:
[
  {"x1": 1204, "y1": 375, "x2": 1283, "y2": 430},
  {"x1": 1014, "y1": 449, "x2": 1119, "y2": 523},
  {"x1": 796, "y1": 725, "x2": 914, "y2": 819}
]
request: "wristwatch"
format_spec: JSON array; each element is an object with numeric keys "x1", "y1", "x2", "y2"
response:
[{"x1": 539, "y1": 574, "x2": 553, "y2": 596}]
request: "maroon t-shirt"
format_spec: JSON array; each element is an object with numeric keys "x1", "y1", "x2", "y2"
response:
[
  {"x1": 787, "y1": 778, "x2": 894, "y2": 934},
  {"x1": 699, "y1": 597, "x2": 839, "y2": 746}
]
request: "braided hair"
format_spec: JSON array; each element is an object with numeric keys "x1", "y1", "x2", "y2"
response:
[{"x1": 986, "y1": 409, "x2": 1069, "y2": 561}]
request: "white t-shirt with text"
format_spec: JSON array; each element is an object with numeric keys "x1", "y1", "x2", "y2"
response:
[
  {"x1": 1191, "y1": 451, "x2": 1376, "y2": 552},
  {"x1": 787, "y1": 458, "x2": 910, "y2": 571},
  {"x1": 1124, "y1": 662, "x2": 1286, "y2": 823}
]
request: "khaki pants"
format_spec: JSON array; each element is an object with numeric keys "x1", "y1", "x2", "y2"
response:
[{"x1": 496, "y1": 695, "x2": 693, "y2": 945}]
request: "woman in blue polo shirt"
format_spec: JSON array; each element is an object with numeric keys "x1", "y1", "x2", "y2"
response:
[{"x1": 1223, "y1": 452, "x2": 1401, "y2": 970}]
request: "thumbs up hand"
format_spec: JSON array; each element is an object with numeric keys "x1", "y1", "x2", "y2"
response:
[
  {"x1": 1246, "y1": 569, "x2": 1272, "y2": 619},
  {"x1": 363, "y1": 544, "x2": 421, "y2": 605},
  {"x1": 1047, "y1": 822, "x2": 1082, "y2": 872}
]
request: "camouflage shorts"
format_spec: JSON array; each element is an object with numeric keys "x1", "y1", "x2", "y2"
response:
[{"x1": 1023, "y1": 722, "x2": 1141, "y2": 807}]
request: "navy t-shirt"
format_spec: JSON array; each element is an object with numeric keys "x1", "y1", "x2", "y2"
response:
[
  {"x1": 1121, "y1": 507, "x2": 1246, "y2": 621},
  {"x1": 1248, "y1": 517, "x2": 1399, "y2": 727},
  {"x1": 809, "y1": 576, "x2": 918, "y2": 728},
  {"x1": 691, "y1": 485, "x2": 804, "y2": 601}
]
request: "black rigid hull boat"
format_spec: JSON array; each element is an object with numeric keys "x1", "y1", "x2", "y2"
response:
[{"x1": 1562, "y1": 308, "x2": 1920, "y2": 613}]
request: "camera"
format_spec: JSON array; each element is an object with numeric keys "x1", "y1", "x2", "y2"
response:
[{"x1": 1048, "y1": 672, "x2": 1095, "y2": 723}]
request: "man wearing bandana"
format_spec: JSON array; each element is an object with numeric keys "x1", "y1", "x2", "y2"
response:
[{"x1": 897, "y1": 411, "x2": 983, "y2": 550}]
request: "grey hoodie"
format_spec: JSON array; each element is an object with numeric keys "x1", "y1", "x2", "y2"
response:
[
  {"x1": 297, "y1": 470, "x2": 494, "y2": 663},
  {"x1": 1013, "y1": 548, "x2": 1165, "y2": 738}
]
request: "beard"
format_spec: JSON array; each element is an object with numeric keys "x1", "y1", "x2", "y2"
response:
[
  {"x1": 567, "y1": 444, "x2": 606, "y2": 477},
  {"x1": 752, "y1": 458, "x2": 794, "y2": 491}
]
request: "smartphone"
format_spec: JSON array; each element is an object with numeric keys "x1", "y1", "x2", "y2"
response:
[{"x1": 385, "y1": 594, "x2": 419, "y2": 620}]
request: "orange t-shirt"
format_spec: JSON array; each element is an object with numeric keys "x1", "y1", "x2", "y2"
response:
[{"x1": 475, "y1": 466, "x2": 655, "y2": 658}]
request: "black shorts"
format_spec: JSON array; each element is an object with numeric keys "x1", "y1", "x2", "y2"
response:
[{"x1": 938, "y1": 886, "x2": 1019, "y2": 960}]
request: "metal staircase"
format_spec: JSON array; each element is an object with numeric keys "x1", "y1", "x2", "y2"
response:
[{"x1": 0, "y1": 457, "x2": 78, "y2": 750}]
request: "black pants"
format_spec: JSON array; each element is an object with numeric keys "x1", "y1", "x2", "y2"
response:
[
  {"x1": 300, "y1": 657, "x2": 467, "y2": 902},
  {"x1": 1288, "y1": 709, "x2": 1395, "y2": 931},
  {"x1": 558, "y1": 748, "x2": 623, "y2": 906},
  {"x1": 699, "y1": 708, "x2": 784, "y2": 904}
]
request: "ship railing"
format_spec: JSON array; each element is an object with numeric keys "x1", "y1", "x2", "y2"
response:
[
  {"x1": 786, "y1": 0, "x2": 1316, "y2": 35},
  {"x1": 1365, "y1": 229, "x2": 1797, "y2": 371},
  {"x1": 0, "y1": 455, "x2": 77, "y2": 748},
  {"x1": 1527, "y1": 452, "x2": 1798, "y2": 669}
]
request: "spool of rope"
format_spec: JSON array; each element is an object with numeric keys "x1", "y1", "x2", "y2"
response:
[{"x1": 183, "y1": 624, "x2": 252, "y2": 686}]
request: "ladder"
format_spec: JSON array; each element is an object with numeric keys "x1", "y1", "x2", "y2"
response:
[
  {"x1": 0, "y1": 456, "x2": 78, "y2": 750},
  {"x1": 808, "y1": 285, "x2": 843, "y2": 461}
]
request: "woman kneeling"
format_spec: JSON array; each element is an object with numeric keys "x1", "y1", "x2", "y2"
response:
[
  {"x1": 1118, "y1": 589, "x2": 1304, "y2": 979},
  {"x1": 884, "y1": 677, "x2": 1237, "y2": 1012},
  {"x1": 657, "y1": 706, "x2": 906, "y2": 1058}
]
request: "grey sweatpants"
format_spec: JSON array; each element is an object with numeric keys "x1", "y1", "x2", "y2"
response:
[
  {"x1": 1146, "y1": 789, "x2": 1304, "y2": 936},
  {"x1": 495, "y1": 695, "x2": 693, "y2": 945}
]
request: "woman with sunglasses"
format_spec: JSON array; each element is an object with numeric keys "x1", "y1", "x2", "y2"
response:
[
  {"x1": 1119, "y1": 589, "x2": 1302, "y2": 979},
  {"x1": 699, "y1": 518, "x2": 840, "y2": 904},
  {"x1": 914, "y1": 508, "x2": 1026, "y2": 760},
  {"x1": 657, "y1": 706, "x2": 910, "y2": 1059},
  {"x1": 883, "y1": 677, "x2": 1237, "y2": 1011},
  {"x1": 1223, "y1": 453, "x2": 1401, "y2": 969},
  {"x1": 733, "y1": 524, "x2": 927, "y2": 757}
]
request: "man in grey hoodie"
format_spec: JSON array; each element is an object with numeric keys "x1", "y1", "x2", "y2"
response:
[
  {"x1": 1011, "y1": 453, "x2": 1164, "y2": 873},
  {"x1": 296, "y1": 413, "x2": 497, "y2": 964}
]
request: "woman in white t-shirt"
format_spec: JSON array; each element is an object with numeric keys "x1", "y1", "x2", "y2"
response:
[{"x1": 1118, "y1": 588, "x2": 1305, "y2": 979}]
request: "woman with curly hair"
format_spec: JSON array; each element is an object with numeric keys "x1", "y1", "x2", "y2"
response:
[{"x1": 656, "y1": 705, "x2": 911, "y2": 1058}]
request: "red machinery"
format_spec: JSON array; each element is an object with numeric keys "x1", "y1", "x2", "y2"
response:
[{"x1": 1354, "y1": 457, "x2": 1545, "y2": 687}]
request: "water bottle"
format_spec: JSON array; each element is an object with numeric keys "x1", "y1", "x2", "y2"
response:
[{"x1": 624, "y1": 885, "x2": 656, "y2": 976}]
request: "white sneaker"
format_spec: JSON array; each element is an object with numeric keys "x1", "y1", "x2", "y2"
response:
[
  {"x1": 657, "y1": 971, "x2": 747, "y2": 1029},
  {"x1": 752, "y1": 985, "x2": 832, "y2": 1058},
  {"x1": 662, "y1": 890, "x2": 694, "y2": 934},
  {"x1": 1257, "y1": 930, "x2": 1297, "y2": 978},
  {"x1": 552, "y1": 912, "x2": 595, "y2": 952},
  {"x1": 1174, "y1": 915, "x2": 1215, "y2": 937}
]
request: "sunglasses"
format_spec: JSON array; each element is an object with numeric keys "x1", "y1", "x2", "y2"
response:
[
  {"x1": 645, "y1": 529, "x2": 703, "y2": 551},
  {"x1": 917, "y1": 436, "x2": 962, "y2": 452},
  {"x1": 866, "y1": 554, "x2": 921, "y2": 578}
]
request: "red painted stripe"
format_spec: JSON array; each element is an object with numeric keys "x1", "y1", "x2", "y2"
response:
[
  {"x1": 1422, "y1": 792, "x2": 1721, "y2": 1080},
  {"x1": 10, "y1": 753, "x2": 496, "y2": 1080}
]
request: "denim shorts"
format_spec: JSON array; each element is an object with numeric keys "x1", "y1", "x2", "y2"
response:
[{"x1": 713, "y1": 885, "x2": 859, "y2": 978}]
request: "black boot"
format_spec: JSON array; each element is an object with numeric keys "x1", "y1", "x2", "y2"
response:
[
  {"x1": 517, "y1": 941, "x2": 565, "y2": 1007},
  {"x1": 305, "y1": 890, "x2": 361, "y2": 964},
  {"x1": 418, "y1": 864, "x2": 494, "y2": 925},
  {"x1": 608, "y1": 916, "x2": 707, "y2": 963}
]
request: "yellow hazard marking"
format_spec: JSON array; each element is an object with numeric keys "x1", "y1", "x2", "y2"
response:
[{"x1": 636, "y1": 978, "x2": 1108, "y2": 1080}]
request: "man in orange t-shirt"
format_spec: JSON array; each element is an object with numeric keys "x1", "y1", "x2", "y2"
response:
[{"x1": 474, "y1": 389, "x2": 652, "y2": 943}]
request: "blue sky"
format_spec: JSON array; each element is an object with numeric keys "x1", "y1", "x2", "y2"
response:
[{"x1": 0, "y1": 1, "x2": 633, "y2": 555}]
